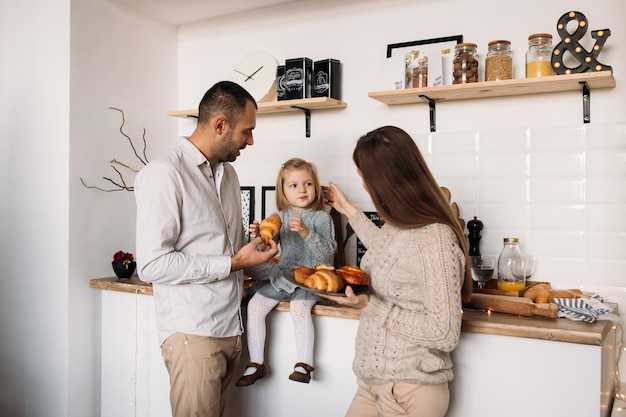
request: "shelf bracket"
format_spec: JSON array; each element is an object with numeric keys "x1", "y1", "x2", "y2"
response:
[
  {"x1": 419, "y1": 95, "x2": 436, "y2": 132},
  {"x1": 291, "y1": 106, "x2": 311, "y2": 137},
  {"x1": 580, "y1": 81, "x2": 590, "y2": 124}
]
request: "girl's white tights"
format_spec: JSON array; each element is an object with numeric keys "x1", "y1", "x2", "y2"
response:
[{"x1": 243, "y1": 292, "x2": 316, "y2": 376}]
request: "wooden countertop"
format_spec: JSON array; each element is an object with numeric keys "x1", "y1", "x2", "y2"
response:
[{"x1": 90, "y1": 277, "x2": 616, "y2": 346}]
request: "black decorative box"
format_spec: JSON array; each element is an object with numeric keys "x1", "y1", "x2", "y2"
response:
[
  {"x1": 276, "y1": 65, "x2": 286, "y2": 101},
  {"x1": 284, "y1": 57, "x2": 312, "y2": 100},
  {"x1": 313, "y1": 59, "x2": 341, "y2": 100}
]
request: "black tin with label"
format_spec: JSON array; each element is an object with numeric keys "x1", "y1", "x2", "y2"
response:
[
  {"x1": 284, "y1": 57, "x2": 312, "y2": 100},
  {"x1": 313, "y1": 59, "x2": 341, "y2": 100},
  {"x1": 276, "y1": 65, "x2": 286, "y2": 101}
]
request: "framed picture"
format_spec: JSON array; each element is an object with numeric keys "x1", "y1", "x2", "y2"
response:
[
  {"x1": 240, "y1": 186, "x2": 255, "y2": 241},
  {"x1": 261, "y1": 186, "x2": 277, "y2": 219},
  {"x1": 356, "y1": 212, "x2": 385, "y2": 266},
  {"x1": 386, "y1": 35, "x2": 463, "y2": 88}
]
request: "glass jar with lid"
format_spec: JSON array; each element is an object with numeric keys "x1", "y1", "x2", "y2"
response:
[
  {"x1": 485, "y1": 40, "x2": 512, "y2": 81},
  {"x1": 412, "y1": 58, "x2": 428, "y2": 88},
  {"x1": 526, "y1": 33, "x2": 554, "y2": 78},
  {"x1": 453, "y1": 43, "x2": 479, "y2": 84},
  {"x1": 497, "y1": 237, "x2": 525, "y2": 291}
]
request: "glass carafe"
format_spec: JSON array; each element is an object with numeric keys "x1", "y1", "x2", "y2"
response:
[{"x1": 497, "y1": 237, "x2": 525, "y2": 291}]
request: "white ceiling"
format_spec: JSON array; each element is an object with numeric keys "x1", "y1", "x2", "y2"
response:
[{"x1": 109, "y1": 0, "x2": 301, "y2": 26}]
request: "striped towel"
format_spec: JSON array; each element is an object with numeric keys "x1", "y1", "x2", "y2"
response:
[{"x1": 552, "y1": 295, "x2": 612, "y2": 323}]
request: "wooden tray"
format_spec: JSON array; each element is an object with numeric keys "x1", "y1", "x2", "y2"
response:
[
  {"x1": 465, "y1": 293, "x2": 559, "y2": 318},
  {"x1": 473, "y1": 280, "x2": 550, "y2": 297}
]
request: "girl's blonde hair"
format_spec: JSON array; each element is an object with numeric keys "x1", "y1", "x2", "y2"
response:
[{"x1": 275, "y1": 158, "x2": 325, "y2": 212}]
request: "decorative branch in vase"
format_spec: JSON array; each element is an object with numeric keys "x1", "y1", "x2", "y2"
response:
[{"x1": 80, "y1": 107, "x2": 149, "y2": 192}]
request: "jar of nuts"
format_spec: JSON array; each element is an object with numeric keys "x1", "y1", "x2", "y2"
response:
[
  {"x1": 485, "y1": 40, "x2": 512, "y2": 81},
  {"x1": 453, "y1": 43, "x2": 479, "y2": 84}
]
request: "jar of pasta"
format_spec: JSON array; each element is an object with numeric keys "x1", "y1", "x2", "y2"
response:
[
  {"x1": 485, "y1": 40, "x2": 512, "y2": 81},
  {"x1": 453, "y1": 43, "x2": 479, "y2": 84},
  {"x1": 526, "y1": 33, "x2": 553, "y2": 78}
]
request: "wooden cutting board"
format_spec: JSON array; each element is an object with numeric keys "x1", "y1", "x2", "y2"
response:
[{"x1": 466, "y1": 293, "x2": 559, "y2": 318}]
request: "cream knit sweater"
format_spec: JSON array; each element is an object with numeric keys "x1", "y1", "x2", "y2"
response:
[{"x1": 349, "y1": 211, "x2": 465, "y2": 385}]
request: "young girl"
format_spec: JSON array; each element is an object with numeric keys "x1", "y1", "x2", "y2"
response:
[{"x1": 236, "y1": 158, "x2": 337, "y2": 386}]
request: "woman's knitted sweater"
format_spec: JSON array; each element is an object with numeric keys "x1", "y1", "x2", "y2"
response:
[
  {"x1": 349, "y1": 210, "x2": 464, "y2": 385},
  {"x1": 268, "y1": 208, "x2": 337, "y2": 293}
]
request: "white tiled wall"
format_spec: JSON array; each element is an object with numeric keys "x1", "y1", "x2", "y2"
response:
[
  {"x1": 235, "y1": 122, "x2": 626, "y2": 287},
  {"x1": 233, "y1": 121, "x2": 626, "y2": 382}
]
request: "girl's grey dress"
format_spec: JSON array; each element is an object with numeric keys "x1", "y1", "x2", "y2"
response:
[{"x1": 247, "y1": 207, "x2": 337, "y2": 301}]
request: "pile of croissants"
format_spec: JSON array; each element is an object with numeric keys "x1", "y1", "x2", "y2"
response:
[
  {"x1": 523, "y1": 283, "x2": 585, "y2": 303},
  {"x1": 259, "y1": 214, "x2": 369, "y2": 293},
  {"x1": 295, "y1": 264, "x2": 369, "y2": 293}
]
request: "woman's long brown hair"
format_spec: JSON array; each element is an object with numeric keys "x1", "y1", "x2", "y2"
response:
[{"x1": 353, "y1": 126, "x2": 472, "y2": 303}]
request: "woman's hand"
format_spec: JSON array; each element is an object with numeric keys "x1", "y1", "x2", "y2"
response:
[
  {"x1": 318, "y1": 285, "x2": 370, "y2": 309},
  {"x1": 322, "y1": 181, "x2": 358, "y2": 217}
]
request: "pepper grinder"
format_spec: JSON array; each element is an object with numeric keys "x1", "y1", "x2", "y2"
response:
[{"x1": 467, "y1": 216, "x2": 483, "y2": 256}]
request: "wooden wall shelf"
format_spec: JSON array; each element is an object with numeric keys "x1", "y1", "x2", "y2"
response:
[
  {"x1": 167, "y1": 97, "x2": 347, "y2": 118},
  {"x1": 167, "y1": 97, "x2": 347, "y2": 137},
  {"x1": 368, "y1": 71, "x2": 615, "y2": 105},
  {"x1": 368, "y1": 71, "x2": 616, "y2": 131}
]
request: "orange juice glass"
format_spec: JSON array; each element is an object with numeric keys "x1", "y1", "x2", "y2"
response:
[{"x1": 497, "y1": 281, "x2": 526, "y2": 292}]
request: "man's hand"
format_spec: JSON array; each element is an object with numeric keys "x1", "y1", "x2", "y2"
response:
[{"x1": 231, "y1": 237, "x2": 278, "y2": 272}]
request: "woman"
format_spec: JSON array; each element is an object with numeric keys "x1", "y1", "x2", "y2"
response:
[{"x1": 322, "y1": 126, "x2": 472, "y2": 417}]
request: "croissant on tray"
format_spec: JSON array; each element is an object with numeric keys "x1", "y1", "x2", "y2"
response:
[
  {"x1": 303, "y1": 270, "x2": 344, "y2": 293},
  {"x1": 294, "y1": 267, "x2": 315, "y2": 284},
  {"x1": 336, "y1": 265, "x2": 369, "y2": 286},
  {"x1": 294, "y1": 264, "x2": 334, "y2": 285},
  {"x1": 259, "y1": 214, "x2": 282, "y2": 244}
]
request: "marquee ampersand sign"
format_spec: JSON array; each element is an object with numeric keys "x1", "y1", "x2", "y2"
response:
[{"x1": 551, "y1": 11, "x2": 612, "y2": 75}]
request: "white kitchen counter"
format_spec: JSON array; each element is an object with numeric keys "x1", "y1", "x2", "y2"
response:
[{"x1": 91, "y1": 277, "x2": 618, "y2": 417}]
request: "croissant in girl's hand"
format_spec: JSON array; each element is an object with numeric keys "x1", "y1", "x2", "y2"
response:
[{"x1": 259, "y1": 214, "x2": 282, "y2": 245}]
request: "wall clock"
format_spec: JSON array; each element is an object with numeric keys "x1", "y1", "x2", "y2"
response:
[{"x1": 228, "y1": 51, "x2": 279, "y2": 103}]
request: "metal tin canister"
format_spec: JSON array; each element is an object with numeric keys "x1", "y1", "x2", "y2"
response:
[
  {"x1": 276, "y1": 65, "x2": 286, "y2": 101},
  {"x1": 284, "y1": 57, "x2": 312, "y2": 100},
  {"x1": 313, "y1": 59, "x2": 341, "y2": 100}
]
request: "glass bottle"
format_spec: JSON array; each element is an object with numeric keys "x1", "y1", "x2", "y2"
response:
[
  {"x1": 526, "y1": 33, "x2": 554, "y2": 78},
  {"x1": 485, "y1": 40, "x2": 512, "y2": 81},
  {"x1": 453, "y1": 43, "x2": 479, "y2": 84},
  {"x1": 412, "y1": 58, "x2": 428, "y2": 88},
  {"x1": 497, "y1": 237, "x2": 525, "y2": 291}
]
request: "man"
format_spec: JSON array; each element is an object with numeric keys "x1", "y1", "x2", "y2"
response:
[{"x1": 135, "y1": 81, "x2": 278, "y2": 417}]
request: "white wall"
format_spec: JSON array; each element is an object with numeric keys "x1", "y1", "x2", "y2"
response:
[
  {"x1": 0, "y1": 0, "x2": 177, "y2": 416},
  {"x1": 69, "y1": 0, "x2": 177, "y2": 415},
  {"x1": 0, "y1": 0, "x2": 70, "y2": 415}
]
